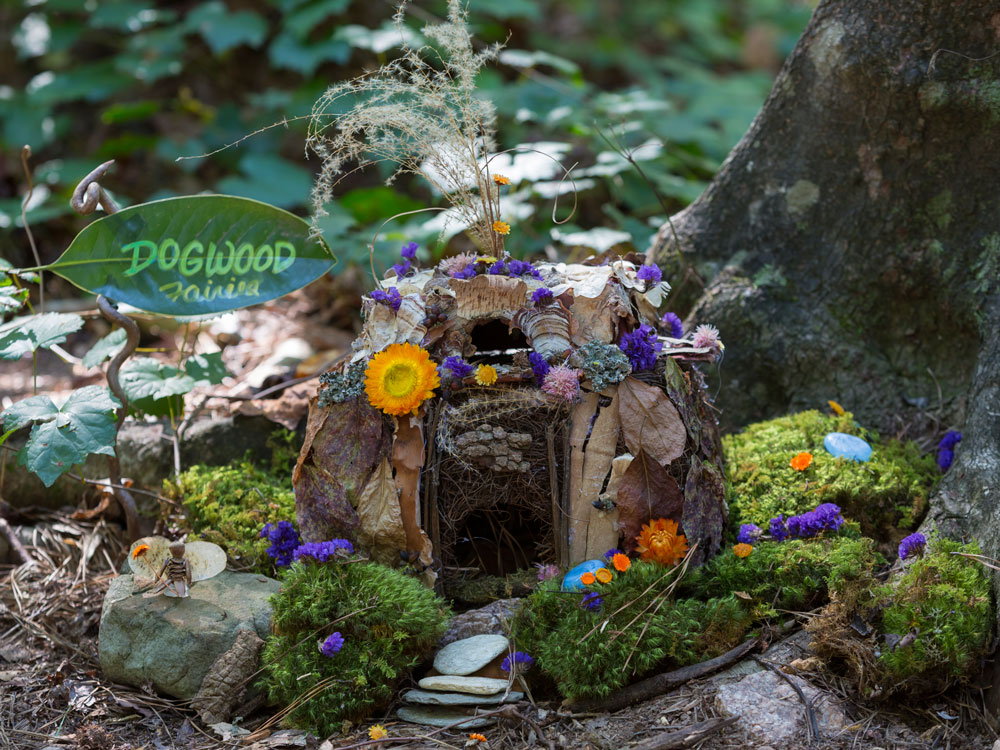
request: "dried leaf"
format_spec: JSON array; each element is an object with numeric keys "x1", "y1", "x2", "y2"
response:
[
  {"x1": 356, "y1": 458, "x2": 407, "y2": 564},
  {"x1": 618, "y1": 377, "x2": 686, "y2": 465},
  {"x1": 683, "y1": 456, "x2": 726, "y2": 565},
  {"x1": 615, "y1": 449, "x2": 685, "y2": 553},
  {"x1": 361, "y1": 293, "x2": 427, "y2": 353},
  {"x1": 549, "y1": 263, "x2": 613, "y2": 298},
  {"x1": 569, "y1": 286, "x2": 618, "y2": 346},
  {"x1": 392, "y1": 415, "x2": 426, "y2": 557},
  {"x1": 662, "y1": 358, "x2": 701, "y2": 446},
  {"x1": 232, "y1": 382, "x2": 313, "y2": 431}
]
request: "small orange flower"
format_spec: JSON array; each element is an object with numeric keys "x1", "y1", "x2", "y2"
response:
[
  {"x1": 635, "y1": 518, "x2": 689, "y2": 567},
  {"x1": 580, "y1": 571, "x2": 596, "y2": 585},
  {"x1": 790, "y1": 451, "x2": 813, "y2": 471},
  {"x1": 492, "y1": 174, "x2": 510, "y2": 185},
  {"x1": 131, "y1": 543, "x2": 150, "y2": 560},
  {"x1": 369, "y1": 724, "x2": 388, "y2": 740},
  {"x1": 595, "y1": 568, "x2": 613, "y2": 584},
  {"x1": 469, "y1": 733, "x2": 488, "y2": 742},
  {"x1": 733, "y1": 543, "x2": 753, "y2": 558},
  {"x1": 612, "y1": 553, "x2": 631, "y2": 572},
  {"x1": 492, "y1": 220, "x2": 511, "y2": 235},
  {"x1": 828, "y1": 400, "x2": 845, "y2": 416}
]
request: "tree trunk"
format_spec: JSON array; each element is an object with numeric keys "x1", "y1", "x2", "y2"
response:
[{"x1": 649, "y1": 1, "x2": 1000, "y2": 576}]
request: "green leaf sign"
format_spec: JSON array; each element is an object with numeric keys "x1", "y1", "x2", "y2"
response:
[{"x1": 44, "y1": 195, "x2": 336, "y2": 317}]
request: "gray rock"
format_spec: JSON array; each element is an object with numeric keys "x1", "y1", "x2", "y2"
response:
[
  {"x1": 712, "y1": 630, "x2": 813, "y2": 686},
  {"x1": 99, "y1": 570, "x2": 280, "y2": 699},
  {"x1": 433, "y1": 634, "x2": 508, "y2": 676},
  {"x1": 418, "y1": 675, "x2": 510, "y2": 695},
  {"x1": 397, "y1": 706, "x2": 496, "y2": 729},
  {"x1": 401, "y1": 688, "x2": 522, "y2": 706},
  {"x1": 440, "y1": 599, "x2": 522, "y2": 646},
  {"x1": 714, "y1": 669, "x2": 847, "y2": 744}
]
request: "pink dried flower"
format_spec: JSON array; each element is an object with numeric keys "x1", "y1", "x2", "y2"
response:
[
  {"x1": 692, "y1": 324, "x2": 721, "y2": 351},
  {"x1": 541, "y1": 365, "x2": 581, "y2": 402},
  {"x1": 535, "y1": 563, "x2": 560, "y2": 581},
  {"x1": 439, "y1": 252, "x2": 478, "y2": 277}
]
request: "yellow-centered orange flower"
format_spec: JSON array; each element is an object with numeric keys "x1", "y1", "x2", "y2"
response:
[
  {"x1": 790, "y1": 451, "x2": 813, "y2": 471},
  {"x1": 131, "y1": 543, "x2": 150, "y2": 560},
  {"x1": 595, "y1": 567, "x2": 613, "y2": 584},
  {"x1": 733, "y1": 543, "x2": 753, "y2": 558},
  {"x1": 580, "y1": 571, "x2": 596, "y2": 585},
  {"x1": 365, "y1": 343, "x2": 440, "y2": 416},
  {"x1": 492, "y1": 220, "x2": 510, "y2": 235},
  {"x1": 612, "y1": 553, "x2": 631, "y2": 572},
  {"x1": 492, "y1": 174, "x2": 510, "y2": 185},
  {"x1": 475, "y1": 364, "x2": 498, "y2": 386},
  {"x1": 635, "y1": 518, "x2": 689, "y2": 567},
  {"x1": 369, "y1": 724, "x2": 388, "y2": 740}
]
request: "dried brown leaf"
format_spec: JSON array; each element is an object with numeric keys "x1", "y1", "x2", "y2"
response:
[
  {"x1": 356, "y1": 458, "x2": 407, "y2": 564},
  {"x1": 618, "y1": 377, "x2": 685, "y2": 465},
  {"x1": 615, "y1": 449, "x2": 684, "y2": 553}
]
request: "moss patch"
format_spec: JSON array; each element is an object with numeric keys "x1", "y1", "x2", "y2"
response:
[{"x1": 723, "y1": 410, "x2": 939, "y2": 541}]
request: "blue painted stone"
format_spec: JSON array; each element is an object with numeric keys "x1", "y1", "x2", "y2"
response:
[
  {"x1": 561, "y1": 559, "x2": 607, "y2": 592},
  {"x1": 823, "y1": 432, "x2": 872, "y2": 462}
]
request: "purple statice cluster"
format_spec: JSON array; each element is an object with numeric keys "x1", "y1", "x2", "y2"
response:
[
  {"x1": 618, "y1": 324, "x2": 663, "y2": 372},
  {"x1": 937, "y1": 430, "x2": 962, "y2": 472},
  {"x1": 440, "y1": 356, "x2": 474, "y2": 380},
  {"x1": 531, "y1": 287, "x2": 554, "y2": 306},
  {"x1": 501, "y1": 651, "x2": 535, "y2": 673},
  {"x1": 390, "y1": 242, "x2": 419, "y2": 278},
  {"x1": 260, "y1": 521, "x2": 301, "y2": 567},
  {"x1": 488, "y1": 260, "x2": 507, "y2": 275},
  {"x1": 898, "y1": 532, "x2": 927, "y2": 561},
  {"x1": 661, "y1": 312, "x2": 684, "y2": 339},
  {"x1": 293, "y1": 538, "x2": 355, "y2": 563},
  {"x1": 401, "y1": 241, "x2": 418, "y2": 260},
  {"x1": 604, "y1": 548, "x2": 623, "y2": 561},
  {"x1": 767, "y1": 503, "x2": 844, "y2": 542},
  {"x1": 370, "y1": 286, "x2": 402, "y2": 312},
  {"x1": 636, "y1": 264, "x2": 662, "y2": 285},
  {"x1": 529, "y1": 352, "x2": 550, "y2": 385},
  {"x1": 319, "y1": 631, "x2": 345, "y2": 658},
  {"x1": 451, "y1": 263, "x2": 477, "y2": 279},
  {"x1": 736, "y1": 524, "x2": 762, "y2": 545},
  {"x1": 507, "y1": 259, "x2": 542, "y2": 279},
  {"x1": 581, "y1": 592, "x2": 603, "y2": 611}
]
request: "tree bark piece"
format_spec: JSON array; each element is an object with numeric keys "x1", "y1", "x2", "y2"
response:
[
  {"x1": 573, "y1": 390, "x2": 620, "y2": 562},
  {"x1": 564, "y1": 638, "x2": 757, "y2": 714},
  {"x1": 629, "y1": 716, "x2": 740, "y2": 750},
  {"x1": 566, "y1": 392, "x2": 600, "y2": 563}
]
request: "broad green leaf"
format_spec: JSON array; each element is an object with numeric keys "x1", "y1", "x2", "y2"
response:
[
  {"x1": 82, "y1": 328, "x2": 127, "y2": 369},
  {"x1": 186, "y1": 2, "x2": 269, "y2": 55},
  {"x1": 43, "y1": 195, "x2": 335, "y2": 317},
  {"x1": 268, "y1": 31, "x2": 350, "y2": 75},
  {"x1": 184, "y1": 352, "x2": 228, "y2": 385},
  {"x1": 121, "y1": 357, "x2": 196, "y2": 402},
  {"x1": 0, "y1": 279, "x2": 28, "y2": 312},
  {"x1": 216, "y1": 154, "x2": 314, "y2": 210},
  {"x1": 0, "y1": 258, "x2": 40, "y2": 283},
  {"x1": 284, "y1": 0, "x2": 351, "y2": 39},
  {"x1": 3, "y1": 386, "x2": 120, "y2": 487},
  {"x1": 0, "y1": 313, "x2": 84, "y2": 360}
]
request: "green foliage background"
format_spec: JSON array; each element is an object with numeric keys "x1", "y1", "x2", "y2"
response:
[{"x1": 2, "y1": 0, "x2": 812, "y2": 284}]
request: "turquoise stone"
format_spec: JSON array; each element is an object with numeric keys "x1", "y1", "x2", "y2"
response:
[{"x1": 823, "y1": 432, "x2": 872, "y2": 462}]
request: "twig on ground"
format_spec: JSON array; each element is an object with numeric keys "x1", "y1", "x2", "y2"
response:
[
  {"x1": 0, "y1": 517, "x2": 35, "y2": 567},
  {"x1": 328, "y1": 705, "x2": 514, "y2": 749},
  {"x1": 753, "y1": 655, "x2": 819, "y2": 741},
  {"x1": 564, "y1": 638, "x2": 757, "y2": 714},
  {"x1": 629, "y1": 716, "x2": 740, "y2": 750}
]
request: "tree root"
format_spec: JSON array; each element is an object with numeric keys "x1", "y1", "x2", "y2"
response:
[{"x1": 631, "y1": 716, "x2": 740, "y2": 750}]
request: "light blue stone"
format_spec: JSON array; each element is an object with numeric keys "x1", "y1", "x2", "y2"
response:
[
  {"x1": 823, "y1": 432, "x2": 872, "y2": 462},
  {"x1": 561, "y1": 559, "x2": 607, "y2": 592}
]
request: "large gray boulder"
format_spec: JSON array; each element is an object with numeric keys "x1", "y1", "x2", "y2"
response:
[{"x1": 99, "y1": 570, "x2": 280, "y2": 699}]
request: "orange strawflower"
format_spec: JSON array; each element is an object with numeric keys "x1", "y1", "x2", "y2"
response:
[
  {"x1": 612, "y1": 553, "x2": 631, "y2": 572},
  {"x1": 131, "y1": 543, "x2": 150, "y2": 560},
  {"x1": 492, "y1": 220, "x2": 511, "y2": 235},
  {"x1": 828, "y1": 400, "x2": 845, "y2": 416},
  {"x1": 368, "y1": 724, "x2": 388, "y2": 740},
  {"x1": 469, "y1": 733, "x2": 488, "y2": 742},
  {"x1": 635, "y1": 518, "x2": 689, "y2": 567},
  {"x1": 790, "y1": 451, "x2": 813, "y2": 471},
  {"x1": 580, "y1": 571, "x2": 596, "y2": 585},
  {"x1": 492, "y1": 174, "x2": 510, "y2": 185},
  {"x1": 595, "y1": 568, "x2": 613, "y2": 584},
  {"x1": 733, "y1": 543, "x2": 753, "y2": 558}
]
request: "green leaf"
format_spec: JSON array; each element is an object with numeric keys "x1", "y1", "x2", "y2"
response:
[
  {"x1": 0, "y1": 258, "x2": 40, "y2": 284},
  {"x1": 0, "y1": 313, "x2": 84, "y2": 360},
  {"x1": 284, "y1": 0, "x2": 351, "y2": 39},
  {"x1": 120, "y1": 357, "x2": 195, "y2": 417},
  {"x1": 498, "y1": 49, "x2": 580, "y2": 75},
  {"x1": 268, "y1": 31, "x2": 350, "y2": 75},
  {"x1": 185, "y1": 352, "x2": 228, "y2": 385},
  {"x1": 186, "y1": 2, "x2": 269, "y2": 55},
  {"x1": 216, "y1": 154, "x2": 314, "y2": 210},
  {"x1": 0, "y1": 278, "x2": 28, "y2": 312},
  {"x1": 44, "y1": 195, "x2": 335, "y2": 317},
  {"x1": 333, "y1": 22, "x2": 421, "y2": 54},
  {"x1": 82, "y1": 328, "x2": 127, "y2": 369},
  {"x1": 3, "y1": 386, "x2": 120, "y2": 487}
]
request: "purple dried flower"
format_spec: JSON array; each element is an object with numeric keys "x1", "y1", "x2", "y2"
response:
[
  {"x1": 768, "y1": 515, "x2": 789, "y2": 542},
  {"x1": 441, "y1": 356, "x2": 474, "y2": 380},
  {"x1": 260, "y1": 521, "x2": 300, "y2": 567},
  {"x1": 450, "y1": 264, "x2": 477, "y2": 280},
  {"x1": 390, "y1": 258, "x2": 412, "y2": 278},
  {"x1": 501, "y1": 651, "x2": 535, "y2": 673},
  {"x1": 937, "y1": 448, "x2": 954, "y2": 472},
  {"x1": 618, "y1": 324, "x2": 663, "y2": 371},
  {"x1": 939, "y1": 430, "x2": 962, "y2": 450},
  {"x1": 293, "y1": 539, "x2": 354, "y2": 563},
  {"x1": 531, "y1": 287, "x2": 554, "y2": 306},
  {"x1": 637, "y1": 264, "x2": 662, "y2": 285},
  {"x1": 401, "y1": 241, "x2": 419, "y2": 260},
  {"x1": 529, "y1": 352, "x2": 550, "y2": 385},
  {"x1": 319, "y1": 632, "x2": 344, "y2": 657},
  {"x1": 661, "y1": 312, "x2": 684, "y2": 339},
  {"x1": 488, "y1": 260, "x2": 507, "y2": 275},
  {"x1": 937, "y1": 431, "x2": 961, "y2": 471},
  {"x1": 737, "y1": 524, "x2": 762, "y2": 545},
  {"x1": 581, "y1": 592, "x2": 603, "y2": 611},
  {"x1": 786, "y1": 503, "x2": 844, "y2": 539},
  {"x1": 370, "y1": 286, "x2": 402, "y2": 312},
  {"x1": 898, "y1": 532, "x2": 927, "y2": 561},
  {"x1": 604, "y1": 548, "x2": 623, "y2": 561},
  {"x1": 507, "y1": 259, "x2": 542, "y2": 279}
]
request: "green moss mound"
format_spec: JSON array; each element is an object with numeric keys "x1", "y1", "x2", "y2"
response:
[
  {"x1": 259, "y1": 558, "x2": 450, "y2": 734},
  {"x1": 723, "y1": 410, "x2": 939, "y2": 538},
  {"x1": 513, "y1": 535, "x2": 879, "y2": 701},
  {"x1": 164, "y1": 458, "x2": 295, "y2": 575}
]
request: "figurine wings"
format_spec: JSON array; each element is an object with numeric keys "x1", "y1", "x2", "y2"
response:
[{"x1": 128, "y1": 536, "x2": 226, "y2": 596}]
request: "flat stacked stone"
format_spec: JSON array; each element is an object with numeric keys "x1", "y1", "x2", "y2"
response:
[{"x1": 397, "y1": 634, "x2": 518, "y2": 729}]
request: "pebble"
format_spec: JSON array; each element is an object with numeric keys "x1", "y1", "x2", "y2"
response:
[
  {"x1": 433, "y1": 634, "x2": 508, "y2": 676},
  {"x1": 396, "y1": 705, "x2": 496, "y2": 729},
  {"x1": 401, "y1": 688, "x2": 522, "y2": 706},
  {"x1": 823, "y1": 432, "x2": 872, "y2": 462},
  {"x1": 561, "y1": 559, "x2": 607, "y2": 592},
  {"x1": 418, "y1": 675, "x2": 510, "y2": 695}
]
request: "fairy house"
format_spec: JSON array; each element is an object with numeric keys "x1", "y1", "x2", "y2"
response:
[{"x1": 292, "y1": 251, "x2": 727, "y2": 588}]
